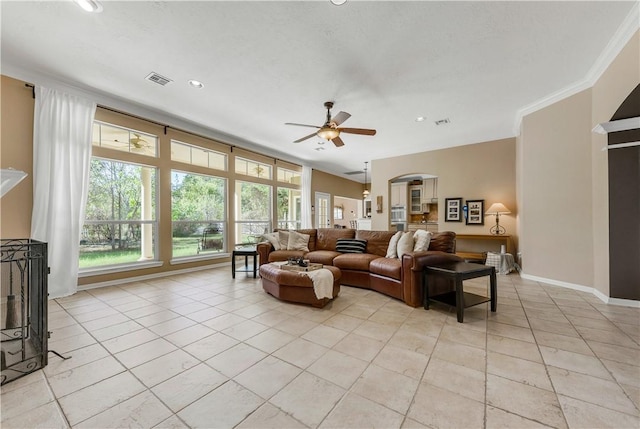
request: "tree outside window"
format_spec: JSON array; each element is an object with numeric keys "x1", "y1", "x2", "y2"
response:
[
  {"x1": 171, "y1": 171, "x2": 226, "y2": 257},
  {"x1": 80, "y1": 158, "x2": 157, "y2": 268}
]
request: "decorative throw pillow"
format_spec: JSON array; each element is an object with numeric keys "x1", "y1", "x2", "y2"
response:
[
  {"x1": 278, "y1": 230, "x2": 290, "y2": 249},
  {"x1": 336, "y1": 238, "x2": 367, "y2": 253},
  {"x1": 413, "y1": 229, "x2": 432, "y2": 252},
  {"x1": 261, "y1": 232, "x2": 281, "y2": 250},
  {"x1": 385, "y1": 231, "x2": 403, "y2": 258},
  {"x1": 396, "y1": 232, "x2": 415, "y2": 258},
  {"x1": 287, "y1": 230, "x2": 310, "y2": 251}
]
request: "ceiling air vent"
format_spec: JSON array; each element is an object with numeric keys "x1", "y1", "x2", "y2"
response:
[
  {"x1": 145, "y1": 72, "x2": 173, "y2": 86},
  {"x1": 344, "y1": 170, "x2": 364, "y2": 175},
  {"x1": 434, "y1": 118, "x2": 450, "y2": 126}
]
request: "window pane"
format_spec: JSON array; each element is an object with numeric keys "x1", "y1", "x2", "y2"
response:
[
  {"x1": 171, "y1": 171, "x2": 226, "y2": 257},
  {"x1": 209, "y1": 152, "x2": 226, "y2": 170},
  {"x1": 81, "y1": 158, "x2": 158, "y2": 268},
  {"x1": 171, "y1": 142, "x2": 191, "y2": 164},
  {"x1": 93, "y1": 122, "x2": 158, "y2": 157},
  {"x1": 236, "y1": 180, "x2": 271, "y2": 244},
  {"x1": 277, "y1": 187, "x2": 301, "y2": 229},
  {"x1": 191, "y1": 147, "x2": 209, "y2": 167}
]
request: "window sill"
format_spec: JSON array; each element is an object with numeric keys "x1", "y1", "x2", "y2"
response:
[
  {"x1": 170, "y1": 253, "x2": 231, "y2": 265},
  {"x1": 79, "y1": 260, "x2": 164, "y2": 278}
]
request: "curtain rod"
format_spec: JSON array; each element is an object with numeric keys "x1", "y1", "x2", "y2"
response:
[{"x1": 24, "y1": 83, "x2": 286, "y2": 166}]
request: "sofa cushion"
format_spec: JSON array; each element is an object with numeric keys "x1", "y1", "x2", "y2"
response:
[
  {"x1": 336, "y1": 238, "x2": 367, "y2": 253},
  {"x1": 316, "y1": 228, "x2": 356, "y2": 250},
  {"x1": 429, "y1": 231, "x2": 456, "y2": 253},
  {"x1": 278, "y1": 230, "x2": 290, "y2": 249},
  {"x1": 333, "y1": 253, "x2": 381, "y2": 271},
  {"x1": 261, "y1": 232, "x2": 281, "y2": 250},
  {"x1": 385, "y1": 231, "x2": 403, "y2": 258},
  {"x1": 287, "y1": 230, "x2": 310, "y2": 251},
  {"x1": 275, "y1": 229, "x2": 318, "y2": 252},
  {"x1": 413, "y1": 230, "x2": 432, "y2": 252},
  {"x1": 306, "y1": 250, "x2": 341, "y2": 265},
  {"x1": 369, "y1": 257, "x2": 401, "y2": 280},
  {"x1": 355, "y1": 230, "x2": 397, "y2": 257},
  {"x1": 267, "y1": 249, "x2": 306, "y2": 263},
  {"x1": 397, "y1": 232, "x2": 414, "y2": 258}
]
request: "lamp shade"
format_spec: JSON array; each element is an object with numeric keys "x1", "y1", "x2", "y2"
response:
[{"x1": 485, "y1": 202, "x2": 511, "y2": 215}]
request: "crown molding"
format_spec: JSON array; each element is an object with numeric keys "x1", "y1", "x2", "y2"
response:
[{"x1": 513, "y1": 2, "x2": 640, "y2": 134}]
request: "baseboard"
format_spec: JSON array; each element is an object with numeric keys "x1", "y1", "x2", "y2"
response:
[
  {"x1": 520, "y1": 272, "x2": 640, "y2": 308},
  {"x1": 77, "y1": 261, "x2": 231, "y2": 291}
]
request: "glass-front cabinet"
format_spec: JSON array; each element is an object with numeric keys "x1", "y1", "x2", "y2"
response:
[{"x1": 409, "y1": 185, "x2": 422, "y2": 214}]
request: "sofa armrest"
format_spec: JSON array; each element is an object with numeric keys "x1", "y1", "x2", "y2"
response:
[
  {"x1": 401, "y1": 251, "x2": 463, "y2": 307},
  {"x1": 256, "y1": 242, "x2": 273, "y2": 266}
]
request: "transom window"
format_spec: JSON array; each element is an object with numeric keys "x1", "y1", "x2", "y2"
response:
[
  {"x1": 235, "y1": 157, "x2": 272, "y2": 179},
  {"x1": 277, "y1": 167, "x2": 301, "y2": 184},
  {"x1": 92, "y1": 121, "x2": 158, "y2": 157},
  {"x1": 171, "y1": 140, "x2": 227, "y2": 171}
]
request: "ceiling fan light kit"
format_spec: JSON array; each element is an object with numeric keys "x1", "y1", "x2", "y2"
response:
[{"x1": 286, "y1": 101, "x2": 376, "y2": 148}]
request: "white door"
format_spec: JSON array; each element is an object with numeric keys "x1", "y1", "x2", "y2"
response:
[{"x1": 315, "y1": 192, "x2": 331, "y2": 228}]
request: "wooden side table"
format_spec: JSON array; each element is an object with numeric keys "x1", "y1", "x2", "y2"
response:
[
  {"x1": 423, "y1": 261, "x2": 497, "y2": 322},
  {"x1": 232, "y1": 246, "x2": 258, "y2": 279}
]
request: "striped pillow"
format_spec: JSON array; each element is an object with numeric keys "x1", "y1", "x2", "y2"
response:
[{"x1": 336, "y1": 238, "x2": 367, "y2": 254}]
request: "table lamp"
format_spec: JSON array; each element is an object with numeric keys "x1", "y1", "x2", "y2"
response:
[{"x1": 485, "y1": 203, "x2": 511, "y2": 235}]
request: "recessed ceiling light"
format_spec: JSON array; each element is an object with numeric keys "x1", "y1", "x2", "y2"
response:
[
  {"x1": 315, "y1": 147, "x2": 325, "y2": 151},
  {"x1": 73, "y1": 0, "x2": 103, "y2": 13},
  {"x1": 330, "y1": 0, "x2": 347, "y2": 5},
  {"x1": 415, "y1": 116, "x2": 426, "y2": 122},
  {"x1": 188, "y1": 80, "x2": 204, "y2": 89}
]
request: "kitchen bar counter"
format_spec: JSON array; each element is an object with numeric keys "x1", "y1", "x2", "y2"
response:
[{"x1": 408, "y1": 223, "x2": 438, "y2": 233}]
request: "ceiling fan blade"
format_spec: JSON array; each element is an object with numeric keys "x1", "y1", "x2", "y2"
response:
[
  {"x1": 294, "y1": 132, "x2": 317, "y2": 143},
  {"x1": 331, "y1": 136, "x2": 345, "y2": 147},
  {"x1": 338, "y1": 127, "x2": 377, "y2": 136},
  {"x1": 331, "y1": 111, "x2": 351, "y2": 126},
  {"x1": 285, "y1": 122, "x2": 320, "y2": 129}
]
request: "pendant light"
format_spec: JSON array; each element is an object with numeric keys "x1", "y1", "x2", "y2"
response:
[{"x1": 363, "y1": 162, "x2": 370, "y2": 198}]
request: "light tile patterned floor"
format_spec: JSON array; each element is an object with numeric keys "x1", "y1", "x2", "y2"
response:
[{"x1": 1, "y1": 268, "x2": 639, "y2": 428}]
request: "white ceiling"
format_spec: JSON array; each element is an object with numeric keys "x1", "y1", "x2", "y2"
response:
[{"x1": 1, "y1": 1, "x2": 637, "y2": 181}]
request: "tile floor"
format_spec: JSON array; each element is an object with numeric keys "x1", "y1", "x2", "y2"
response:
[{"x1": 1, "y1": 268, "x2": 639, "y2": 428}]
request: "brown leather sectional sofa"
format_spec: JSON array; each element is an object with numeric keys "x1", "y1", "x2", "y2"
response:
[{"x1": 257, "y1": 228, "x2": 462, "y2": 307}]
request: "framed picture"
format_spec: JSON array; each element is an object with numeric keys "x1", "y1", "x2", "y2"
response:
[
  {"x1": 466, "y1": 199, "x2": 485, "y2": 225},
  {"x1": 445, "y1": 198, "x2": 463, "y2": 222}
]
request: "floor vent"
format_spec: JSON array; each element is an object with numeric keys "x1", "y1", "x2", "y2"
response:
[{"x1": 145, "y1": 72, "x2": 173, "y2": 86}]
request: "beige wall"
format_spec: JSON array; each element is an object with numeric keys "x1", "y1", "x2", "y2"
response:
[
  {"x1": 518, "y1": 31, "x2": 639, "y2": 293},
  {"x1": 591, "y1": 30, "x2": 639, "y2": 297},
  {"x1": 1, "y1": 76, "x2": 34, "y2": 238},
  {"x1": 371, "y1": 138, "x2": 517, "y2": 240},
  {"x1": 520, "y1": 89, "x2": 594, "y2": 286}
]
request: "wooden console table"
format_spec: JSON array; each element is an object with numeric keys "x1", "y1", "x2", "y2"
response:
[{"x1": 455, "y1": 234, "x2": 514, "y2": 262}]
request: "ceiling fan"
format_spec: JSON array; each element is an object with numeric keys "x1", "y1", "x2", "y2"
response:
[{"x1": 286, "y1": 101, "x2": 376, "y2": 147}]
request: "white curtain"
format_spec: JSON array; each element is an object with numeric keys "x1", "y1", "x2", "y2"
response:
[
  {"x1": 31, "y1": 87, "x2": 96, "y2": 298},
  {"x1": 301, "y1": 165, "x2": 312, "y2": 228}
]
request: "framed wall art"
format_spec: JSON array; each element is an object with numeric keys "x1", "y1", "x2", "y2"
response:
[
  {"x1": 445, "y1": 197, "x2": 463, "y2": 222},
  {"x1": 465, "y1": 199, "x2": 485, "y2": 225}
]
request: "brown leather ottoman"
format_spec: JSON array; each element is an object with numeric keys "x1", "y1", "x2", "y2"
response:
[{"x1": 259, "y1": 264, "x2": 341, "y2": 308}]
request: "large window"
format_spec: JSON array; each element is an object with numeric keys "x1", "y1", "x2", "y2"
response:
[
  {"x1": 171, "y1": 171, "x2": 227, "y2": 258},
  {"x1": 277, "y1": 187, "x2": 301, "y2": 229},
  {"x1": 236, "y1": 180, "x2": 271, "y2": 244},
  {"x1": 80, "y1": 158, "x2": 157, "y2": 268},
  {"x1": 277, "y1": 167, "x2": 301, "y2": 185}
]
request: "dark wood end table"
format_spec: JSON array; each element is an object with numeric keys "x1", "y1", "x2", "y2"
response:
[
  {"x1": 423, "y1": 261, "x2": 497, "y2": 323},
  {"x1": 232, "y1": 246, "x2": 258, "y2": 279}
]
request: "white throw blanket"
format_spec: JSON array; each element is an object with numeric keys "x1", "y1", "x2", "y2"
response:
[
  {"x1": 271, "y1": 262, "x2": 334, "y2": 299},
  {"x1": 306, "y1": 268, "x2": 334, "y2": 299}
]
